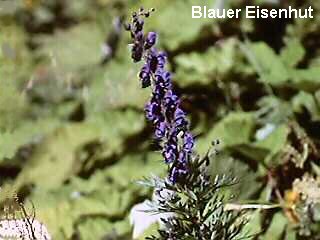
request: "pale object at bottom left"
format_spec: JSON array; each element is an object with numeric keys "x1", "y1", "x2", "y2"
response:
[{"x1": 0, "y1": 218, "x2": 51, "y2": 240}]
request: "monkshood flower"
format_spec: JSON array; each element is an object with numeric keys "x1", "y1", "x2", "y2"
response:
[
  {"x1": 125, "y1": 8, "x2": 194, "y2": 183},
  {"x1": 126, "y1": 8, "x2": 247, "y2": 240}
]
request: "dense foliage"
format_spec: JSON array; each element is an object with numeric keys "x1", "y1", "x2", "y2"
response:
[{"x1": 0, "y1": 0, "x2": 319, "y2": 239}]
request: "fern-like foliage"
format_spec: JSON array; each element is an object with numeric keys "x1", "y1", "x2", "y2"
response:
[{"x1": 139, "y1": 149, "x2": 247, "y2": 240}]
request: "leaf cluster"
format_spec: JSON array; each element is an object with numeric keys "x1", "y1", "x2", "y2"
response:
[{"x1": 140, "y1": 152, "x2": 246, "y2": 240}]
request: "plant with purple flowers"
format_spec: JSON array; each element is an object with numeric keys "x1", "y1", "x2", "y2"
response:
[
  {"x1": 125, "y1": 8, "x2": 194, "y2": 184},
  {"x1": 125, "y1": 7, "x2": 247, "y2": 240}
]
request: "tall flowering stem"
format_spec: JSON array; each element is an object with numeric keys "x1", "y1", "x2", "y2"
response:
[
  {"x1": 125, "y1": 8, "x2": 194, "y2": 183},
  {"x1": 126, "y1": 8, "x2": 247, "y2": 240}
]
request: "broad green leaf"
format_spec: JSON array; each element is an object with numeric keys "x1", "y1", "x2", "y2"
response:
[
  {"x1": 0, "y1": 119, "x2": 60, "y2": 160},
  {"x1": 29, "y1": 184, "x2": 134, "y2": 239},
  {"x1": 246, "y1": 42, "x2": 289, "y2": 85},
  {"x1": 254, "y1": 124, "x2": 290, "y2": 166},
  {"x1": 280, "y1": 39, "x2": 305, "y2": 68},
  {"x1": 27, "y1": 152, "x2": 165, "y2": 239},
  {"x1": 77, "y1": 218, "x2": 131, "y2": 240},
  {"x1": 285, "y1": 227, "x2": 297, "y2": 240},
  {"x1": 36, "y1": 23, "x2": 104, "y2": 72},
  {"x1": 292, "y1": 91, "x2": 320, "y2": 121},
  {"x1": 290, "y1": 67, "x2": 320, "y2": 91},
  {"x1": 256, "y1": 96, "x2": 293, "y2": 124},
  {"x1": 174, "y1": 38, "x2": 249, "y2": 87},
  {"x1": 242, "y1": 210, "x2": 262, "y2": 237},
  {"x1": 12, "y1": 123, "x2": 100, "y2": 190},
  {"x1": 83, "y1": 109, "x2": 146, "y2": 170},
  {"x1": 261, "y1": 212, "x2": 287, "y2": 240},
  {"x1": 209, "y1": 154, "x2": 262, "y2": 200},
  {"x1": 245, "y1": 41, "x2": 320, "y2": 90},
  {"x1": 102, "y1": 152, "x2": 166, "y2": 188},
  {"x1": 0, "y1": 80, "x2": 28, "y2": 131},
  {"x1": 196, "y1": 112, "x2": 255, "y2": 155},
  {"x1": 12, "y1": 109, "x2": 145, "y2": 190},
  {"x1": 85, "y1": 57, "x2": 149, "y2": 113},
  {"x1": 0, "y1": 21, "x2": 32, "y2": 84}
]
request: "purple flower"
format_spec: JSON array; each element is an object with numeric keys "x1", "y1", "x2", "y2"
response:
[
  {"x1": 169, "y1": 163, "x2": 188, "y2": 183},
  {"x1": 169, "y1": 167, "x2": 178, "y2": 183},
  {"x1": 139, "y1": 64, "x2": 151, "y2": 88},
  {"x1": 166, "y1": 128, "x2": 178, "y2": 144},
  {"x1": 145, "y1": 101, "x2": 161, "y2": 122},
  {"x1": 135, "y1": 31, "x2": 144, "y2": 41},
  {"x1": 145, "y1": 32, "x2": 157, "y2": 49},
  {"x1": 132, "y1": 44, "x2": 143, "y2": 62},
  {"x1": 174, "y1": 108, "x2": 188, "y2": 129},
  {"x1": 183, "y1": 132, "x2": 194, "y2": 153},
  {"x1": 155, "y1": 121, "x2": 167, "y2": 139},
  {"x1": 164, "y1": 90, "x2": 179, "y2": 111},
  {"x1": 127, "y1": 14, "x2": 145, "y2": 62},
  {"x1": 147, "y1": 48, "x2": 158, "y2": 72},
  {"x1": 126, "y1": 9, "x2": 194, "y2": 183},
  {"x1": 163, "y1": 144, "x2": 177, "y2": 164},
  {"x1": 155, "y1": 70, "x2": 172, "y2": 89},
  {"x1": 155, "y1": 85, "x2": 166, "y2": 99},
  {"x1": 157, "y1": 52, "x2": 167, "y2": 69}
]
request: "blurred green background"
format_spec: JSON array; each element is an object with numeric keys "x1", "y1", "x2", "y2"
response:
[{"x1": 0, "y1": 0, "x2": 319, "y2": 239}]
